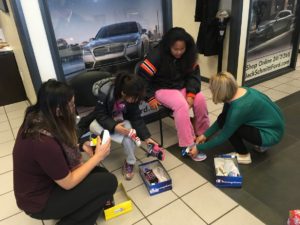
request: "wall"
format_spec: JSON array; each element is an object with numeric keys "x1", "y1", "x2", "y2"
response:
[
  {"x1": 172, "y1": 0, "x2": 232, "y2": 80},
  {"x1": 0, "y1": 1, "x2": 36, "y2": 104}
]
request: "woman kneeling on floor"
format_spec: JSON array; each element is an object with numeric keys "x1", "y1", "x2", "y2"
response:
[
  {"x1": 190, "y1": 71, "x2": 285, "y2": 164},
  {"x1": 13, "y1": 80, "x2": 117, "y2": 225}
]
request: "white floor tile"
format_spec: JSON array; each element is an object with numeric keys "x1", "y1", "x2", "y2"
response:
[
  {"x1": 273, "y1": 83, "x2": 300, "y2": 94},
  {"x1": 202, "y1": 88, "x2": 212, "y2": 100},
  {"x1": 147, "y1": 199, "x2": 206, "y2": 225},
  {"x1": 251, "y1": 84, "x2": 270, "y2": 93},
  {"x1": 271, "y1": 75, "x2": 295, "y2": 84},
  {"x1": 151, "y1": 127, "x2": 178, "y2": 148},
  {"x1": 0, "y1": 212, "x2": 43, "y2": 225},
  {"x1": 0, "y1": 113, "x2": 8, "y2": 123},
  {"x1": 0, "y1": 107, "x2": 4, "y2": 114},
  {"x1": 0, "y1": 155, "x2": 13, "y2": 174},
  {"x1": 212, "y1": 206, "x2": 265, "y2": 225},
  {"x1": 6, "y1": 109, "x2": 25, "y2": 121},
  {"x1": 168, "y1": 164, "x2": 207, "y2": 197},
  {"x1": 101, "y1": 147, "x2": 128, "y2": 172},
  {"x1": 43, "y1": 219, "x2": 59, "y2": 225},
  {"x1": 96, "y1": 202, "x2": 144, "y2": 225},
  {"x1": 285, "y1": 79, "x2": 300, "y2": 88},
  {"x1": 8, "y1": 117, "x2": 23, "y2": 129},
  {"x1": 146, "y1": 121, "x2": 162, "y2": 135},
  {"x1": 0, "y1": 121, "x2": 10, "y2": 132},
  {"x1": 4, "y1": 101, "x2": 28, "y2": 113},
  {"x1": 128, "y1": 185, "x2": 177, "y2": 216},
  {"x1": 0, "y1": 140, "x2": 14, "y2": 157},
  {"x1": 264, "y1": 89, "x2": 289, "y2": 101},
  {"x1": 0, "y1": 192, "x2": 21, "y2": 220},
  {"x1": 259, "y1": 79, "x2": 282, "y2": 88},
  {"x1": 134, "y1": 219, "x2": 151, "y2": 225},
  {"x1": 162, "y1": 117, "x2": 175, "y2": 129},
  {"x1": 112, "y1": 166, "x2": 144, "y2": 192},
  {"x1": 182, "y1": 183, "x2": 238, "y2": 224},
  {"x1": 0, "y1": 171, "x2": 13, "y2": 195},
  {"x1": 0, "y1": 130, "x2": 14, "y2": 144},
  {"x1": 141, "y1": 150, "x2": 183, "y2": 172},
  {"x1": 208, "y1": 113, "x2": 218, "y2": 125},
  {"x1": 207, "y1": 101, "x2": 223, "y2": 113}
]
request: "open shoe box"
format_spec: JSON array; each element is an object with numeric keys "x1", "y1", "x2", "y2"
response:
[{"x1": 104, "y1": 183, "x2": 132, "y2": 220}]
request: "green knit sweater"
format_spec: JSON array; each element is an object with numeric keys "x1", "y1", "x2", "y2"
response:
[{"x1": 197, "y1": 87, "x2": 284, "y2": 151}]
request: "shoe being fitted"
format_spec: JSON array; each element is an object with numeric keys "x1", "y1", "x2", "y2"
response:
[
  {"x1": 226, "y1": 152, "x2": 252, "y2": 164},
  {"x1": 122, "y1": 161, "x2": 134, "y2": 180},
  {"x1": 147, "y1": 144, "x2": 165, "y2": 161},
  {"x1": 191, "y1": 152, "x2": 207, "y2": 161},
  {"x1": 253, "y1": 145, "x2": 270, "y2": 153},
  {"x1": 128, "y1": 129, "x2": 141, "y2": 147}
]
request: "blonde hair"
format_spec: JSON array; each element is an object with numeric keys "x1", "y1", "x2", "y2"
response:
[{"x1": 209, "y1": 71, "x2": 238, "y2": 104}]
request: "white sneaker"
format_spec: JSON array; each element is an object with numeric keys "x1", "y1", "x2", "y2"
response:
[{"x1": 226, "y1": 152, "x2": 252, "y2": 164}]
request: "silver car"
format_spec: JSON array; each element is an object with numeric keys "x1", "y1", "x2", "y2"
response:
[{"x1": 83, "y1": 21, "x2": 149, "y2": 70}]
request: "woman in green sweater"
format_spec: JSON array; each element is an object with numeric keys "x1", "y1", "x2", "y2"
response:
[{"x1": 190, "y1": 71, "x2": 284, "y2": 164}]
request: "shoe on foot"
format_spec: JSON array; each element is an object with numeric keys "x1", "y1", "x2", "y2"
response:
[
  {"x1": 253, "y1": 145, "x2": 269, "y2": 153},
  {"x1": 226, "y1": 152, "x2": 252, "y2": 164},
  {"x1": 128, "y1": 129, "x2": 141, "y2": 147},
  {"x1": 147, "y1": 144, "x2": 165, "y2": 160},
  {"x1": 122, "y1": 161, "x2": 134, "y2": 180},
  {"x1": 191, "y1": 152, "x2": 207, "y2": 161}
]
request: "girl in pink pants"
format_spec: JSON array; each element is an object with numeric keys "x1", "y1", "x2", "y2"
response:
[
  {"x1": 138, "y1": 27, "x2": 210, "y2": 161},
  {"x1": 155, "y1": 88, "x2": 209, "y2": 147}
]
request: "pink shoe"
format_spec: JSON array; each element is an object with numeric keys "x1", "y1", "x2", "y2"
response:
[{"x1": 147, "y1": 143, "x2": 165, "y2": 161}]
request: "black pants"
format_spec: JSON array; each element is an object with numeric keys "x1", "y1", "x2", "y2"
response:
[
  {"x1": 217, "y1": 103, "x2": 262, "y2": 154},
  {"x1": 30, "y1": 167, "x2": 118, "y2": 225}
]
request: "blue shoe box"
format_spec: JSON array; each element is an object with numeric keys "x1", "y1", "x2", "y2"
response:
[
  {"x1": 214, "y1": 155, "x2": 243, "y2": 188},
  {"x1": 139, "y1": 160, "x2": 172, "y2": 196}
]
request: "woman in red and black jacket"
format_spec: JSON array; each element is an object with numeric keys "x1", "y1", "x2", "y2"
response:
[{"x1": 138, "y1": 27, "x2": 210, "y2": 161}]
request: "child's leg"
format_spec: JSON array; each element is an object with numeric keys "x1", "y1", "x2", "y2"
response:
[
  {"x1": 155, "y1": 89, "x2": 195, "y2": 147},
  {"x1": 89, "y1": 120, "x2": 136, "y2": 164},
  {"x1": 193, "y1": 92, "x2": 210, "y2": 135}
]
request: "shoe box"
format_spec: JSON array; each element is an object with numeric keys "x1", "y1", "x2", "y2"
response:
[
  {"x1": 214, "y1": 154, "x2": 243, "y2": 188},
  {"x1": 104, "y1": 183, "x2": 132, "y2": 220},
  {"x1": 139, "y1": 160, "x2": 172, "y2": 196}
]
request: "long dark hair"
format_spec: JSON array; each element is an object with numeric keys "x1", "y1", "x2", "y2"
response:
[
  {"x1": 159, "y1": 27, "x2": 198, "y2": 73},
  {"x1": 114, "y1": 72, "x2": 145, "y2": 102},
  {"x1": 21, "y1": 79, "x2": 77, "y2": 148}
]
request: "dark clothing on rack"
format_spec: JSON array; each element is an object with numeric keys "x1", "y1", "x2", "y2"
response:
[{"x1": 195, "y1": 0, "x2": 220, "y2": 56}]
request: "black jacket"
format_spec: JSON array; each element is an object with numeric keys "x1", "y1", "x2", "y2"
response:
[
  {"x1": 78, "y1": 77, "x2": 151, "y2": 140},
  {"x1": 195, "y1": 0, "x2": 220, "y2": 56},
  {"x1": 137, "y1": 46, "x2": 202, "y2": 102}
]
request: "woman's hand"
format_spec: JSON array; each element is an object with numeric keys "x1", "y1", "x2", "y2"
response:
[
  {"x1": 189, "y1": 145, "x2": 199, "y2": 158},
  {"x1": 186, "y1": 97, "x2": 194, "y2": 108},
  {"x1": 196, "y1": 134, "x2": 207, "y2": 144},
  {"x1": 94, "y1": 136, "x2": 111, "y2": 161},
  {"x1": 81, "y1": 141, "x2": 94, "y2": 158},
  {"x1": 115, "y1": 122, "x2": 130, "y2": 136},
  {"x1": 148, "y1": 98, "x2": 161, "y2": 110},
  {"x1": 145, "y1": 138, "x2": 158, "y2": 146}
]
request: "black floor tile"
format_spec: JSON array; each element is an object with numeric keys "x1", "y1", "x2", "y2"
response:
[{"x1": 167, "y1": 91, "x2": 300, "y2": 225}]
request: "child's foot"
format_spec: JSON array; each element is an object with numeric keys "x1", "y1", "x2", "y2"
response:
[
  {"x1": 122, "y1": 161, "x2": 134, "y2": 180},
  {"x1": 147, "y1": 144, "x2": 165, "y2": 160},
  {"x1": 191, "y1": 152, "x2": 207, "y2": 161},
  {"x1": 128, "y1": 129, "x2": 141, "y2": 146}
]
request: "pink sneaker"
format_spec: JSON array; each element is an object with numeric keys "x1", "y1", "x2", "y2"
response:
[
  {"x1": 128, "y1": 129, "x2": 141, "y2": 146},
  {"x1": 122, "y1": 161, "x2": 134, "y2": 180},
  {"x1": 147, "y1": 143, "x2": 165, "y2": 161}
]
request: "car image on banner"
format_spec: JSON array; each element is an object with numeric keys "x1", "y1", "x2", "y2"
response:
[{"x1": 83, "y1": 21, "x2": 149, "y2": 70}]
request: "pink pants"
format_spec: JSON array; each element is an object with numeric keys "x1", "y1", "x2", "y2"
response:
[{"x1": 155, "y1": 88, "x2": 210, "y2": 147}]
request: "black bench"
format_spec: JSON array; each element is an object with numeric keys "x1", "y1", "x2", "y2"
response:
[{"x1": 69, "y1": 70, "x2": 172, "y2": 145}]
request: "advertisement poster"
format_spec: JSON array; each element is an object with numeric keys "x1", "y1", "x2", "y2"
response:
[
  {"x1": 245, "y1": 0, "x2": 298, "y2": 81},
  {"x1": 47, "y1": 0, "x2": 164, "y2": 77}
]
